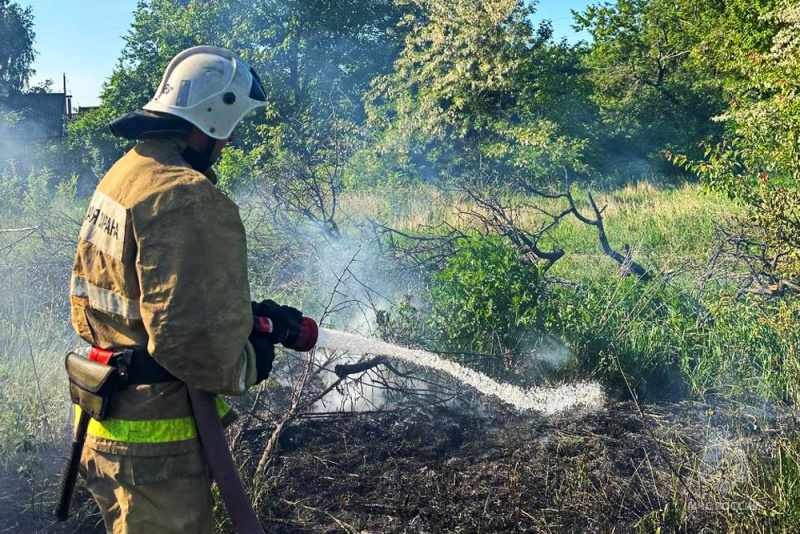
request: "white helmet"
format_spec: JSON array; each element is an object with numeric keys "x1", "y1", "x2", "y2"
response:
[{"x1": 143, "y1": 45, "x2": 267, "y2": 140}]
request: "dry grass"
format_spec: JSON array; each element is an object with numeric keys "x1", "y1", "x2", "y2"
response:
[{"x1": 339, "y1": 182, "x2": 736, "y2": 255}]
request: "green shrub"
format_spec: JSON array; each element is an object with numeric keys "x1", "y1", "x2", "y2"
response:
[
  {"x1": 216, "y1": 146, "x2": 261, "y2": 193},
  {"x1": 22, "y1": 166, "x2": 54, "y2": 213},
  {"x1": 429, "y1": 235, "x2": 546, "y2": 379}
]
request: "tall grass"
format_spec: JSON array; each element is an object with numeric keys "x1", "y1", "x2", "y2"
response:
[
  {"x1": 0, "y1": 164, "x2": 81, "y2": 462},
  {"x1": 0, "y1": 312, "x2": 74, "y2": 463},
  {"x1": 340, "y1": 182, "x2": 737, "y2": 257}
]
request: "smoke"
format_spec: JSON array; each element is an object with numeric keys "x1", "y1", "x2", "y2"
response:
[
  {"x1": 297, "y1": 224, "x2": 421, "y2": 412},
  {"x1": 0, "y1": 129, "x2": 51, "y2": 185},
  {"x1": 532, "y1": 335, "x2": 573, "y2": 369},
  {"x1": 310, "y1": 365, "x2": 390, "y2": 412},
  {"x1": 699, "y1": 430, "x2": 751, "y2": 497}
]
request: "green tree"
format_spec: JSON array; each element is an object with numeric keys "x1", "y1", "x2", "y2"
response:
[
  {"x1": 247, "y1": 0, "x2": 406, "y2": 121},
  {"x1": 366, "y1": 0, "x2": 591, "y2": 186},
  {"x1": 68, "y1": 0, "x2": 249, "y2": 175},
  {"x1": 574, "y1": 0, "x2": 727, "y2": 175},
  {"x1": 67, "y1": 0, "x2": 407, "y2": 180},
  {"x1": 0, "y1": 0, "x2": 35, "y2": 97},
  {"x1": 676, "y1": 2, "x2": 800, "y2": 281}
]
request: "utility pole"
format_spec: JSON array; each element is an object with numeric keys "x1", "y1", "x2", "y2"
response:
[{"x1": 63, "y1": 73, "x2": 73, "y2": 120}]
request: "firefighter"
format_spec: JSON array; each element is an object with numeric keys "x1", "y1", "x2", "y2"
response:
[{"x1": 68, "y1": 46, "x2": 300, "y2": 533}]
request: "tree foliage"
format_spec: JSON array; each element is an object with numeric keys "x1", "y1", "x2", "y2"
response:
[
  {"x1": 0, "y1": 0, "x2": 35, "y2": 97},
  {"x1": 574, "y1": 0, "x2": 727, "y2": 173},
  {"x1": 67, "y1": 0, "x2": 407, "y2": 181},
  {"x1": 367, "y1": 0, "x2": 590, "y2": 184},
  {"x1": 674, "y1": 2, "x2": 800, "y2": 281},
  {"x1": 68, "y1": 0, "x2": 257, "y2": 175},
  {"x1": 54, "y1": 0, "x2": 800, "y2": 221}
]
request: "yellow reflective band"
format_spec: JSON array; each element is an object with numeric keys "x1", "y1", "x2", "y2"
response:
[{"x1": 74, "y1": 396, "x2": 232, "y2": 443}]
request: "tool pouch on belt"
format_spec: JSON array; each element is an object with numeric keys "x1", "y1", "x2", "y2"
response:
[{"x1": 64, "y1": 352, "x2": 120, "y2": 421}]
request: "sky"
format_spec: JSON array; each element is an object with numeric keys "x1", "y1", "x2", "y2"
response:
[{"x1": 26, "y1": 0, "x2": 593, "y2": 107}]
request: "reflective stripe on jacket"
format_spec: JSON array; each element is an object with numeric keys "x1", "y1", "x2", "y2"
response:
[
  {"x1": 69, "y1": 138, "x2": 258, "y2": 455},
  {"x1": 74, "y1": 397, "x2": 231, "y2": 443}
]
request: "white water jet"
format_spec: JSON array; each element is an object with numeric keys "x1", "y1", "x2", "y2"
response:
[{"x1": 317, "y1": 328, "x2": 605, "y2": 415}]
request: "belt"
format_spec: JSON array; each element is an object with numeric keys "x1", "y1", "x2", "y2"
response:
[{"x1": 89, "y1": 347, "x2": 178, "y2": 385}]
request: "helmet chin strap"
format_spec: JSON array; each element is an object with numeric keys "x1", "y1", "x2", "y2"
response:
[{"x1": 181, "y1": 136, "x2": 218, "y2": 173}]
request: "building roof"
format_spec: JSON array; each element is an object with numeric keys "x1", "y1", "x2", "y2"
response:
[{"x1": 2, "y1": 92, "x2": 70, "y2": 139}]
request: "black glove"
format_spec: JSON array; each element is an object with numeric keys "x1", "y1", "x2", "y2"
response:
[
  {"x1": 251, "y1": 299, "x2": 303, "y2": 347},
  {"x1": 249, "y1": 335, "x2": 275, "y2": 385}
]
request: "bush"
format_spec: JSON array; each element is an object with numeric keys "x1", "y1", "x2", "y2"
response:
[
  {"x1": 427, "y1": 235, "x2": 700, "y2": 398},
  {"x1": 429, "y1": 235, "x2": 547, "y2": 379}
]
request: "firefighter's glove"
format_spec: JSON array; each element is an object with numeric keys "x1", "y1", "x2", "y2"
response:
[
  {"x1": 249, "y1": 335, "x2": 275, "y2": 385},
  {"x1": 251, "y1": 299, "x2": 303, "y2": 347}
]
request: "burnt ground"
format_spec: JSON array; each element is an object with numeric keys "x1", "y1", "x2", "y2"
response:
[
  {"x1": 240, "y1": 397, "x2": 794, "y2": 534},
  {"x1": 1, "y1": 398, "x2": 794, "y2": 533}
]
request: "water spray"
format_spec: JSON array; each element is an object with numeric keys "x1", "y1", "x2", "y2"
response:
[{"x1": 316, "y1": 328, "x2": 604, "y2": 415}]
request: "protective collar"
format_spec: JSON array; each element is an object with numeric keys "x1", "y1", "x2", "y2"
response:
[
  {"x1": 180, "y1": 136, "x2": 218, "y2": 175},
  {"x1": 110, "y1": 110, "x2": 219, "y2": 175}
]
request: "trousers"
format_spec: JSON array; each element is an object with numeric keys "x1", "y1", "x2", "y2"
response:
[{"x1": 80, "y1": 447, "x2": 214, "y2": 533}]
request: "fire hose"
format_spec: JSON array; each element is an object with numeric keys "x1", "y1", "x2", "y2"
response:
[
  {"x1": 192, "y1": 314, "x2": 316, "y2": 534},
  {"x1": 188, "y1": 387, "x2": 266, "y2": 534}
]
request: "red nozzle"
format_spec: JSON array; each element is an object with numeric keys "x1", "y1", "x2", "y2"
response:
[{"x1": 288, "y1": 317, "x2": 318, "y2": 352}]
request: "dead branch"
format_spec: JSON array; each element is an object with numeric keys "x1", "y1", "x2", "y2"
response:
[
  {"x1": 0, "y1": 226, "x2": 40, "y2": 233},
  {"x1": 368, "y1": 217, "x2": 467, "y2": 268},
  {"x1": 706, "y1": 222, "x2": 800, "y2": 300},
  {"x1": 568, "y1": 191, "x2": 654, "y2": 281},
  {"x1": 334, "y1": 356, "x2": 388, "y2": 377},
  {"x1": 256, "y1": 348, "x2": 318, "y2": 474},
  {"x1": 456, "y1": 185, "x2": 569, "y2": 269},
  {"x1": 0, "y1": 225, "x2": 48, "y2": 253},
  {"x1": 255, "y1": 250, "x2": 392, "y2": 473},
  {"x1": 266, "y1": 104, "x2": 358, "y2": 239},
  {"x1": 371, "y1": 177, "x2": 656, "y2": 281}
]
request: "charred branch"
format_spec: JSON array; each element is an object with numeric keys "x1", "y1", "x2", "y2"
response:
[
  {"x1": 371, "y1": 177, "x2": 656, "y2": 282},
  {"x1": 567, "y1": 190, "x2": 654, "y2": 282},
  {"x1": 335, "y1": 356, "x2": 388, "y2": 377}
]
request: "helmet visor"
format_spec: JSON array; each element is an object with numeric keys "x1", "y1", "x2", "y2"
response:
[{"x1": 249, "y1": 68, "x2": 267, "y2": 102}]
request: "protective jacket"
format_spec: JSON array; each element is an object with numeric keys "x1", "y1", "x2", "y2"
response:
[{"x1": 70, "y1": 137, "x2": 259, "y2": 456}]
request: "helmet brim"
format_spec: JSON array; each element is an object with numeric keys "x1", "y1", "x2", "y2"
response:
[{"x1": 109, "y1": 110, "x2": 194, "y2": 140}]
